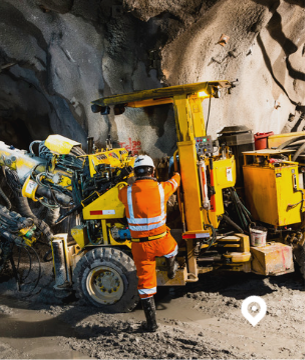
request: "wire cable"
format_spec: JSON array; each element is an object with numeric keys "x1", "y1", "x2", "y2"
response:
[
  {"x1": 29, "y1": 140, "x2": 42, "y2": 156},
  {"x1": 205, "y1": 94, "x2": 212, "y2": 134},
  {"x1": 18, "y1": 245, "x2": 41, "y2": 297}
]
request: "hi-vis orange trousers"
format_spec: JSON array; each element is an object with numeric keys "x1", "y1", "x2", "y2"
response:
[{"x1": 132, "y1": 232, "x2": 178, "y2": 299}]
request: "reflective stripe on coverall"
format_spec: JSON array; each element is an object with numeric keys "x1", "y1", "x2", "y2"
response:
[{"x1": 118, "y1": 173, "x2": 180, "y2": 299}]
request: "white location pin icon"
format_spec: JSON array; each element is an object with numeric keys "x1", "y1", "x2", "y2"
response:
[{"x1": 241, "y1": 296, "x2": 267, "y2": 327}]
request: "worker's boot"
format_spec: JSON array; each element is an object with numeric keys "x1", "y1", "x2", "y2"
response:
[
  {"x1": 166, "y1": 256, "x2": 178, "y2": 279},
  {"x1": 141, "y1": 297, "x2": 158, "y2": 332}
]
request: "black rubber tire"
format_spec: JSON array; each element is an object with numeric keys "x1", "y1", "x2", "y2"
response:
[
  {"x1": 294, "y1": 243, "x2": 305, "y2": 278},
  {"x1": 73, "y1": 247, "x2": 139, "y2": 312}
]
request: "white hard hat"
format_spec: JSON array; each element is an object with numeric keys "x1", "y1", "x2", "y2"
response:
[{"x1": 134, "y1": 155, "x2": 155, "y2": 169}]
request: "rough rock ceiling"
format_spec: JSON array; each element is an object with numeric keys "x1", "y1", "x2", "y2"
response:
[{"x1": 0, "y1": 0, "x2": 304, "y2": 157}]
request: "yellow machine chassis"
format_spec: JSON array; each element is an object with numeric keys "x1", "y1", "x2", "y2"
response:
[{"x1": 91, "y1": 81, "x2": 257, "y2": 284}]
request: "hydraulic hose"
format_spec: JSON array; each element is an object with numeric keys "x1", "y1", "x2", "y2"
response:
[
  {"x1": 70, "y1": 146, "x2": 86, "y2": 156},
  {"x1": 43, "y1": 248, "x2": 53, "y2": 262},
  {"x1": 222, "y1": 214, "x2": 244, "y2": 234},
  {"x1": 0, "y1": 185, "x2": 11, "y2": 209},
  {"x1": 44, "y1": 207, "x2": 60, "y2": 227},
  {"x1": 240, "y1": 202, "x2": 252, "y2": 225},
  {"x1": 231, "y1": 189, "x2": 245, "y2": 229},
  {"x1": 0, "y1": 228, "x2": 23, "y2": 243},
  {"x1": 204, "y1": 223, "x2": 216, "y2": 246},
  {"x1": 5, "y1": 168, "x2": 21, "y2": 192},
  {"x1": 5, "y1": 169, "x2": 54, "y2": 244},
  {"x1": 35, "y1": 218, "x2": 53, "y2": 244},
  {"x1": 55, "y1": 203, "x2": 82, "y2": 224},
  {"x1": 295, "y1": 189, "x2": 304, "y2": 224},
  {"x1": 199, "y1": 223, "x2": 217, "y2": 255},
  {"x1": 15, "y1": 196, "x2": 53, "y2": 244},
  {"x1": 36, "y1": 186, "x2": 72, "y2": 207},
  {"x1": 17, "y1": 244, "x2": 42, "y2": 297},
  {"x1": 240, "y1": 201, "x2": 252, "y2": 217},
  {"x1": 29, "y1": 140, "x2": 42, "y2": 156},
  {"x1": 230, "y1": 188, "x2": 252, "y2": 231},
  {"x1": 292, "y1": 142, "x2": 305, "y2": 162},
  {"x1": 277, "y1": 135, "x2": 305, "y2": 150},
  {"x1": 0, "y1": 205, "x2": 33, "y2": 233},
  {"x1": 173, "y1": 149, "x2": 186, "y2": 232},
  {"x1": 238, "y1": 206, "x2": 248, "y2": 230}
]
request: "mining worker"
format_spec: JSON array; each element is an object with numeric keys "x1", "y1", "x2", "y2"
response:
[{"x1": 118, "y1": 154, "x2": 180, "y2": 332}]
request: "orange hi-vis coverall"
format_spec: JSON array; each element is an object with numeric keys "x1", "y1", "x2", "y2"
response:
[{"x1": 118, "y1": 173, "x2": 181, "y2": 299}]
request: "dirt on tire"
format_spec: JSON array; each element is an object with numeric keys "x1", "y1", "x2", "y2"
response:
[{"x1": 73, "y1": 247, "x2": 139, "y2": 312}]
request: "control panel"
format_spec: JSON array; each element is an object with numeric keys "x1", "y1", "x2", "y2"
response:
[{"x1": 195, "y1": 136, "x2": 213, "y2": 154}]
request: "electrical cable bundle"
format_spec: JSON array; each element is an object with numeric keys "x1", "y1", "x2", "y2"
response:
[{"x1": 0, "y1": 228, "x2": 41, "y2": 297}]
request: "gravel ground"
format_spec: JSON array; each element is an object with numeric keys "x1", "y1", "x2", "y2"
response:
[{"x1": 0, "y1": 258, "x2": 305, "y2": 359}]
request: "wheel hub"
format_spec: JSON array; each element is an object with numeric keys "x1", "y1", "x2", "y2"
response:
[{"x1": 86, "y1": 266, "x2": 124, "y2": 305}]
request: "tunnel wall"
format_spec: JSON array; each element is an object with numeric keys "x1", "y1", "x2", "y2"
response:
[{"x1": 0, "y1": 0, "x2": 304, "y2": 157}]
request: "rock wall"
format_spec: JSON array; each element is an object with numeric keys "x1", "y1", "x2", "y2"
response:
[
  {"x1": 160, "y1": 0, "x2": 305, "y2": 137},
  {"x1": 0, "y1": 0, "x2": 304, "y2": 157}
]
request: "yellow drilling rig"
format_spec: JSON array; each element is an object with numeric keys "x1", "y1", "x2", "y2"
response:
[{"x1": 0, "y1": 81, "x2": 304, "y2": 311}]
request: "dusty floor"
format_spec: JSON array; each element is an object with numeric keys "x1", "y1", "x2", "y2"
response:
[{"x1": 0, "y1": 261, "x2": 305, "y2": 359}]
